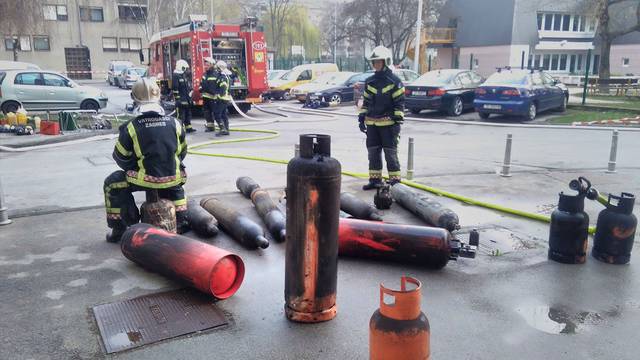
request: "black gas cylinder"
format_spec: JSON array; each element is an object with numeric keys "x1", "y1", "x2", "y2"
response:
[
  {"x1": 548, "y1": 192, "x2": 589, "y2": 264},
  {"x1": 592, "y1": 193, "x2": 637, "y2": 264}
]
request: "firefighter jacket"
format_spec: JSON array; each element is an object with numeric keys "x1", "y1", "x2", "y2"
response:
[
  {"x1": 113, "y1": 113, "x2": 188, "y2": 189},
  {"x1": 359, "y1": 67, "x2": 405, "y2": 126},
  {"x1": 171, "y1": 71, "x2": 192, "y2": 106},
  {"x1": 199, "y1": 68, "x2": 218, "y2": 100},
  {"x1": 215, "y1": 71, "x2": 231, "y2": 102}
]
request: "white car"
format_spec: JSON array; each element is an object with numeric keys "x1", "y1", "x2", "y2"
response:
[
  {"x1": 0, "y1": 69, "x2": 108, "y2": 113},
  {"x1": 107, "y1": 60, "x2": 133, "y2": 86},
  {"x1": 116, "y1": 67, "x2": 146, "y2": 89}
]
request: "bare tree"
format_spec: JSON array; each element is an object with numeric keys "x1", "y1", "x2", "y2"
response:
[
  {"x1": 266, "y1": 0, "x2": 292, "y2": 58},
  {"x1": 0, "y1": 0, "x2": 44, "y2": 61},
  {"x1": 319, "y1": 3, "x2": 352, "y2": 59}
]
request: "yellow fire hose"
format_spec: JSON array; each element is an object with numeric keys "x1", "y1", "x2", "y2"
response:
[{"x1": 188, "y1": 128, "x2": 597, "y2": 234}]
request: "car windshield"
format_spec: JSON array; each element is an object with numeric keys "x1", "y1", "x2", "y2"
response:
[
  {"x1": 485, "y1": 72, "x2": 529, "y2": 85},
  {"x1": 412, "y1": 70, "x2": 458, "y2": 86},
  {"x1": 129, "y1": 68, "x2": 146, "y2": 76},
  {"x1": 114, "y1": 64, "x2": 130, "y2": 72},
  {"x1": 310, "y1": 73, "x2": 337, "y2": 84},
  {"x1": 281, "y1": 70, "x2": 296, "y2": 80},
  {"x1": 268, "y1": 71, "x2": 285, "y2": 80}
]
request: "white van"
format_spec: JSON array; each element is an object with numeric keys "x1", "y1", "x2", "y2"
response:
[{"x1": 266, "y1": 63, "x2": 339, "y2": 100}]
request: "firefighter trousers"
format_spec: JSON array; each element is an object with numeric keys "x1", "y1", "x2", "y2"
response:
[
  {"x1": 365, "y1": 123, "x2": 401, "y2": 181},
  {"x1": 176, "y1": 103, "x2": 192, "y2": 129},
  {"x1": 203, "y1": 98, "x2": 217, "y2": 130},
  {"x1": 213, "y1": 100, "x2": 229, "y2": 130},
  {"x1": 104, "y1": 170, "x2": 187, "y2": 230}
]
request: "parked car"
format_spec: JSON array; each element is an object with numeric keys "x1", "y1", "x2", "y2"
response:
[
  {"x1": 405, "y1": 69, "x2": 484, "y2": 116},
  {"x1": 107, "y1": 60, "x2": 133, "y2": 86},
  {"x1": 1, "y1": 70, "x2": 108, "y2": 113},
  {"x1": 116, "y1": 67, "x2": 147, "y2": 89},
  {"x1": 354, "y1": 69, "x2": 420, "y2": 108},
  {"x1": 265, "y1": 63, "x2": 339, "y2": 100},
  {"x1": 291, "y1": 72, "x2": 356, "y2": 102},
  {"x1": 308, "y1": 72, "x2": 363, "y2": 104},
  {"x1": 267, "y1": 70, "x2": 287, "y2": 87},
  {"x1": 0, "y1": 61, "x2": 40, "y2": 71},
  {"x1": 474, "y1": 69, "x2": 568, "y2": 121}
]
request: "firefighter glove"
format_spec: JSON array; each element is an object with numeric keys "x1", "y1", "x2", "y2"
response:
[{"x1": 358, "y1": 118, "x2": 367, "y2": 134}]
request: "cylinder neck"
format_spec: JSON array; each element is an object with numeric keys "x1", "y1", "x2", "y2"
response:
[
  {"x1": 379, "y1": 276, "x2": 422, "y2": 321},
  {"x1": 558, "y1": 192, "x2": 584, "y2": 213},
  {"x1": 608, "y1": 192, "x2": 636, "y2": 214},
  {"x1": 299, "y1": 134, "x2": 331, "y2": 158}
]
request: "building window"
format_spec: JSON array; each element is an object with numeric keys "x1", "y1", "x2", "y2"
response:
[
  {"x1": 559, "y1": 54, "x2": 567, "y2": 70},
  {"x1": 118, "y1": 1, "x2": 148, "y2": 23},
  {"x1": 588, "y1": 18, "x2": 596, "y2": 32},
  {"x1": 537, "y1": 14, "x2": 543, "y2": 30},
  {"x1": 553, "y1": 14, "x2": 562, "y2": 31},
  {"x1": 33, "y1": 36, "x2": 50, "y2": 51},
  {"x1": 592, "y1": 55, "x2": 600, "y2": 75},
  {"x1": 622, "y1": 58, "x2": 630, "y2": 67},
  {"x1": 534, "y1": 55, "x2": 541, "y2": 69},
  {"x1": 551, "y1": 54, "x2": 559, "y2": 70},
  {"x1": 102, "y1": 37, "x2": 118, "y2": 52},
  {"x1": 562, "y1": 15, "x2": 571, "y2": 31},
  {"x1": 43, "y1": 5, "x2": 68, "y2": 21},
  {"x1": 80, "y1": 7, "x2": 104, "y2": 22},
  {"x1": 579, "y1": 16, "x2": 586, "y2": 31},
  {"x1": 577, "y1": 54, "x2": 583, "y2": 71},
  {"x1": 120, "y1": 37, "x2": 142, "y2": 52},
  {"x1": 544, "y1": 14, "x2": 553, "y2": 30},
  {"x1": 572, "y1": 16, "x2": 580, "y2": 31},
  {"x1": 569, "y1": 55, "x2": 576, "y2": 73},
  {"x1": 543, "y1": 54, "x2": 551, "y2": 70},
  {"x1": 4, "y1": 37, "x2": 17, "y2": 51}
]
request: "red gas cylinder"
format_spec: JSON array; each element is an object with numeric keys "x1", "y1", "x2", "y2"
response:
[{"x1": 121, "y1": 223, "x2": 245, "y2": 299}]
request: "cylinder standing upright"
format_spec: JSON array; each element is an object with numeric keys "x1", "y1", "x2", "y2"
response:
[
  {"x1": 285, "y1": 134, "x2": 341, "y2": 323},
  {"x1": 592, "y1": 192, "x2": 637, "y2": 264},
  {"x1": 548, "y1": 192, "x2": 589, "y2": 264}
]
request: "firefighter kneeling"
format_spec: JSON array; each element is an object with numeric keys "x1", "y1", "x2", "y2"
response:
[
  {"x1": 358, "y1": 46, "x2": 405, "y2": 190},
  {"x1": 103, "y1": 78, "x2": 189, "y2": 243}
]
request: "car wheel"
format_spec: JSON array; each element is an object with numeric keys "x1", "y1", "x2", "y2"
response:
[
  {"x1": 81, "y1": 100, "x2": 100, "y2": 112},
  {"x1": 558, "y1": 95, "x2": 568, "y2": 112},
  {"x1": 409, "y1": 108, "x2": 421, "y2": 115},
  {"x1": 282, "y1": 91, "x2": 291, "y2": 101},
  {"x1": 1, "y1": 101, "x2": 21, "y2": 114},
  {"x1": 478, "y1": 112, "x2": 490, "y2": 119},
  {"x1": 525, "y1": 103, "x2": 537, "y2": 121},
  {"x1": 448, "y1": 96, "x2": 464, "y2": 117},
  {"x1": 330, "y1": 93, "x2": 342, "y2": 105}
]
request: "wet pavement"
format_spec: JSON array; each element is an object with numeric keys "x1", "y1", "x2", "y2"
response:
[{"x1": 1, "y1": 103, "x2": 639, "y2": 359}]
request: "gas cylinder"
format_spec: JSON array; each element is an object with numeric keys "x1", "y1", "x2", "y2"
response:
[
  {"x1": 374, "y1": 185, "x2": 393, "y2": 210},
  {"x1": 370, "y1": 276, "x2": 430, "y2": 360},
  {"x1": 185, "y1": 199, "x2": 219, "y2": 238},
  {"x1": 592, "y1": 192, "x2": 637, "y2": 264},
  {"x1": 341, "y1": 192, "x2": 383, "y2": 221},
  {"x1": 16, "y1": 108, "x2": 27, "y2": 126},
  {"x1": 140, "y1": 190, "x2": 177, "y2": 233},
  {"x1": 6, "y1": 112, "x2": 17, "y2": 126},
  {"x1": 200, "y1": 197, "x2": 269, "y2": 249},
  {"x1": 121, "y1": 223, "x2": 244, "y2": 299},
  {"x1": 285, "y1": 134, "x2": 341, "y2": 323},
  {"x1": 548, "y1": 192, "x2": 589, "y2": 264},
  {"x1": 390, "y1": 184, "x2": 460, "y2": 232}
]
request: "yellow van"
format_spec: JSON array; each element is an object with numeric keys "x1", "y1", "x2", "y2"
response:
[{"x1": 265, "y1": 63, "x2": 339, "y2": 100}]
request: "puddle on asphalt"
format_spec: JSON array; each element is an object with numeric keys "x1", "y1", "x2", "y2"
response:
[
  {"x1": 516, "y1": 305, "x2": 617, "y2": 334},
  {"x1": 471, "y1": 227, "x2": 542, "y2": 256}
]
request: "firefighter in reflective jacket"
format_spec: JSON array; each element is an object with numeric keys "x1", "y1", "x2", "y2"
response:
[
  {"x1": 103, "y1": 78, "x2": 189, "y2": 243},
  {"x1": 171, "y1": 59, "x2": 196, "y2": 133},
  {"x1": 213, "y1": 60, "x2": 231, "y2": 136},
  {"x1": 199, "y1": 57, "x2": 218, "y2": 132},
  {"x1": 358, "y1": 46, "x2": 405, "y2": 190}
]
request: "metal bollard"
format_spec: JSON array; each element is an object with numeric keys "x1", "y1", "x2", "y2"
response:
[
  {"x1": 500, "y1": 134, "x2": 513, "y2": 177},
  {"x1": 294, "y1": 143, "x2": 300, "y2": 158},
  {"x1": 0, "y1": 178, "x2": 12, "y2": 226},
  {"x1": 407, "y1": 137, "x2": 415, "y2": 180},
  {"x1": 606, "y1": 130, "x2": 618, "y2": 174}
]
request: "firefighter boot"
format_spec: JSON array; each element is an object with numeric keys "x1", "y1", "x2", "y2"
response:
[
  {"x1": 362, "y1": 178, "x2": 383, "y2": 191},
  {"x1": 176, "y1": 210, "x2": 189, "y2": 234},
  {"x1": 106, "y1": 225, "x2": 126, "y2": 243}
]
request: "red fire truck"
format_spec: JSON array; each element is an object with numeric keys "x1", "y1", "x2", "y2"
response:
[{"x1": 143, "y1": 15, "x2": 268, "y2": 112}]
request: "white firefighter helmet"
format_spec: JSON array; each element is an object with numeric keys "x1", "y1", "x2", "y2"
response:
[
  {"x1": 175, "y1": 59, "x2": 189, "y2": 73},
  {"x1": 204, "y1": 57, "x2": 215, "y2": 66},
  {"x1": 215, "y1": 60, "x2": 228, "y2": 71},
  {"x1": 368, "y1": 46, "x2": 393, "y2": 68},
  {"x1": 131, "y1": 78, "x2": 164, "y2": 115}
]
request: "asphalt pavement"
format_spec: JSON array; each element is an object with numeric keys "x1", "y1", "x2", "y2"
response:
[{"x1": 1, "y1": 93, "x2": 639, "y2": 359}]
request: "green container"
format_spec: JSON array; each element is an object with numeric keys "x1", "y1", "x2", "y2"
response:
[{"x1": 58, "y1": 111, "x2": 78, "y2": 131}]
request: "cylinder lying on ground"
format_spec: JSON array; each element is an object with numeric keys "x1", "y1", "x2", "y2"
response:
[
  {"x1": 370, "y1": 276, "x2": 430, "y2": 360},
  {"x1": 236, "y1": 176, "x2": 286, "y2": 242},
  {"x1": 390, "y1": 183, "x2": 460, "y2": 232},
  {"x1": 200, "y1": 197, "x2": 269, "y2": 249},
  {"x1": 186, "y1": 199, "x2": 219, "y2": 238},
  {"x1": 340, "y1": 192, "x2": 382, "y2": 221},
  {"x1": 338, "y1": 218, "x2": 475, "y2": 269},
  {"x1": 120, "y1": 223, "x2": 245, "y2": 299},
  {"x1": 285, "y1": 134, "x2": 341, "y2": 323}
]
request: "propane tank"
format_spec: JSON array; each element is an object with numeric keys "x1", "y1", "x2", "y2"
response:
[
  {"x1": 374, "y1": 184, "x2": 393, "y2": 210},
  {"x1": 185, "y1": 199, "x2": 219, "y2": 238},
  {"x1": 339, "y1": 218, "x2": 476, "y2": 269},
  {"x1": 341, "y1": 192, "x2": 383, "y2": 221},
  {"x1": 592, "y1": 193, "x2": 637, "y2": 264},
  {"x1": 121, "y1": 223, "x2": 244, "y2": 299},
  {"x1": 16, "y1": 108, "x2": 27, "y2": 126},
  {"x1": 285, "y1": 134, "x2": 341, "y2": 323},
  {"x1": 6, "y1": 112, "x2": 17, "y2": 126},
  {"x1": 390, "y1": 184, "x2": 460, "y2": 232},
  {"x1": 200, "y1": 197, "x2": 269, "y2": 249},
  {"x1": 370, "y1": 276, "x2": 430, "y2": 360},
  {"x1": 33, "y1": 116, "x2": 42, "y2": 131},
  {"x1": 140, "y1": 190, "x2": 177, "y2": 233},
  {"x1": 548, "y1": 192, "x2": 589, "y2": 264},
  {"x1": 236, "y1": 176, "x2": 286, "y2": 242}
]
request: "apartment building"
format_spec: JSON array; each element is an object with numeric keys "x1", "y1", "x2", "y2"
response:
[
  {"x1": 1, "y1": 1, "x2": 149, "y2": 79},
  {"x1": 431, "y1": 0, "x2": 640, "y2": 78}
]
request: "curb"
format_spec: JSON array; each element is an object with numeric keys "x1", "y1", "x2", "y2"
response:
[{"x1": 0, "y1": 129, "x2": 117, "y2": 149}]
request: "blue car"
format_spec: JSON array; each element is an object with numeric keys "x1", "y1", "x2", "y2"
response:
[{"x1": 474, "y1": 69, "x2": 568, "y2": 121}]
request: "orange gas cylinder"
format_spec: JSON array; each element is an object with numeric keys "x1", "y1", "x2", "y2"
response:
[{"x1": 370, "y1": 276, "x2": 430, "y2": 360}]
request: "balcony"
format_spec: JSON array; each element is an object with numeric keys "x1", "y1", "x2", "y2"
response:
[{"x1": 421, "y1": 27, "x2": 456, "y2": 44}]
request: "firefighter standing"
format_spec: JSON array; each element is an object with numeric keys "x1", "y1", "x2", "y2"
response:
[
  {"x1": 103, "y1": 78, "x2": 189, "y2": 243},
  {"x1": 171, "y1": 59, "x2": 196, "y2": 133},
  {"x1": 358, "y1": 46, "x2": 405, "y2": 190},
  {"x1": 213, "y1": 60, "x2": 231, "y2": 136},
  {"x1": 200, "y1": 57, "x2": 218, "y2": 132}
]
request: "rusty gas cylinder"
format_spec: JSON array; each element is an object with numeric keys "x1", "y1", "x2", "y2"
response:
[
  {"x1": 140, "y1": 190, "x2": 176, "y2": 233},
  {"x1": 370, "y1": 276, "x2": 430, "y2": 360},
  {"x1": 592, "y1": 192, "x2": 637, "y2": 264},
  {"x1": 285, "y1": 134, "x2": 341, "y2": 323}
]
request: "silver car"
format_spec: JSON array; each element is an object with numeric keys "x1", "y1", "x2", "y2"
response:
[
  {"x1": 0, "y1": 70, "x2": 108, "y2": 113},
  {"x1": 116, "y1": 67, "x2": 146, "y2": 89}
]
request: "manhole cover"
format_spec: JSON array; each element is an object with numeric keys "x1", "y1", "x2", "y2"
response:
[{"x1": 93, "y1": 288, "x2": 228, "y2": 354}]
